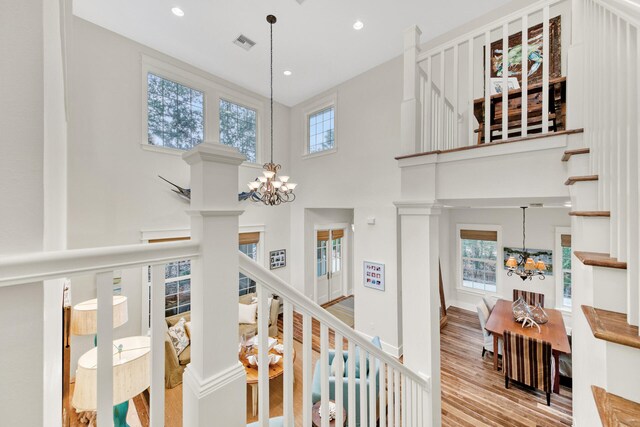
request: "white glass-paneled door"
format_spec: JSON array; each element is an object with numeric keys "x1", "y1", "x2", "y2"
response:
[{"x1": 315, "y1": 228, "x2": 345, "y2": 305}]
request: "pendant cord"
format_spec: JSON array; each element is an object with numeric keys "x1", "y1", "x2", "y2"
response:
[
  {"x1": 522, "y1": 207, "x2": 526, "y2": 253},
  {"x1": 270, "y1": 20, "x2": 274, "y2": 165}
]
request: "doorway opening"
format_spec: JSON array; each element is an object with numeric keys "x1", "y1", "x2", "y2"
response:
[{"x1": 315, "y1": 228, "x2": 346, "y2": 305}]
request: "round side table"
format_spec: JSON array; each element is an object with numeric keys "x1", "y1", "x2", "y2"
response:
[{"x1": 311, "y1": 401, "x2": 347, "y2": 427}]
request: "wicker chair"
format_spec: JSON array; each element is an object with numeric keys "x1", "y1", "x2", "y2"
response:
[
  {"x1": 503, "y1": 330, "x2": 554, "y2": 405},
  {"x1": 513, "y1": 289, "x2": 545, "y2": 307}
]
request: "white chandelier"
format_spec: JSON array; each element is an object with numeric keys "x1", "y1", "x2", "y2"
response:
[{"x1": 246, "y1": 15, "x2": 296, "y2": 206}]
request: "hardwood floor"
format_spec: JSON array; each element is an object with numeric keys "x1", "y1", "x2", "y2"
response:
[
  {"x1": 70, "y1": 305, "x2": 572, "y2": 426},
  {"x1": 441, "y1": 307, "x2": 573, "y2": 426}
]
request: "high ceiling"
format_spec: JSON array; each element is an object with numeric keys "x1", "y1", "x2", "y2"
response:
[{"x1": 73, "y1": 0, "x2": 512, "y2": 106}]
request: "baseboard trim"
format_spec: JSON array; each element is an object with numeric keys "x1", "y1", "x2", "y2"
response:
[
  {"x1": 356, "y1": 331, "x2": 403, "y2": 358},
  {"x1": 183, "y1": 362, "x2": 246, "y2": 399}
]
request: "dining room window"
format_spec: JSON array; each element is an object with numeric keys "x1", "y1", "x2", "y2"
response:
[
  {"x1": 460, "y1": 229, "x2": 498, "y2": 293},
  {"x1": 239, "y1": 232, "x2": 261, "y2": 295},
  {"x1": 560, "y1": 233, "x2": 572, "y2": 308}
]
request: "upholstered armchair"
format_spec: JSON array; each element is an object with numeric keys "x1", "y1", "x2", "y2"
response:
[
  {"x1": 476, "y1": 302, "x2": 501, "y2": 358},
  {"x1": 513, "y1": 289, "x2": 545, "y2": 307},
  {"x1": 311, "y1": 338, "x2": 382, "y2": 427},
  {"x1": 503, "y1": 330, "x2": 554, "y2": 406}
]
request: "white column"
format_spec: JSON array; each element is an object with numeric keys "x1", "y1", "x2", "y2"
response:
[
  {"x1": 182, "y1": 142, "x2": 247, "y2": 427},
  {"x1": 395, "y1": 201, "x2": 441, "y2": 426},
  {"x1": 401, "y1": 25, "x2": 423, "y2": 155}
]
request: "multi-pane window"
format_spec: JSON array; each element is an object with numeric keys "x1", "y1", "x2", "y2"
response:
[
  {"x1": 561, "y1": 234, "x2": 572, "y2": 308},
  {"x1": 147, "y1": 73, "x2": 204, "y2": 150},
  {"x1": 239, "y1": 243, "x2": 258, "y2": 296},
  {"x1": 317, "y1": 239, "x2": 328, "y2": 277},
  {"x1": 308, "y1": 106, "x2": 335, "y2": 154},
  {"x1": 164, "y1": 260, "x2": 191, "y2": 317},
  {"x1": 460, "y1": 229, "x2": 498, "y2": 293},
  {"x1": 219, "y1": 99, "x2": 257, "y2": 163},
  {"x1": 331, "y1": 237, "x2": 342, "y2": 273}
]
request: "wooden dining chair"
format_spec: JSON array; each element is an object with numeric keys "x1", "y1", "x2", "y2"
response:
[
  {"x1": 503, "y1": 330, "x2": 554, "y2": 406},
  {"x1": 513, "y1": 289, "x2": 545, "y2": 307}
]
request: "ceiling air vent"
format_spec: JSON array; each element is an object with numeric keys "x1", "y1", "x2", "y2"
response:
[
  {"x1": 529, "y1": 203, "x2": 544, "y2": 208},
  {"x1": 233, "y1": 35, "x2": 256, "y2": 51}
]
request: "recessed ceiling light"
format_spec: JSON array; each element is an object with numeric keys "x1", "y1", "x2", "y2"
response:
[
  {"x1": 283, "y1": 70, "x2": 292, "y2": 76},
  {"x1": 353, "y1": 20, "x2": 364, "y2": 30},
  {"x1": 171, "y1": 7, "x2": 185, "y2": 17}
]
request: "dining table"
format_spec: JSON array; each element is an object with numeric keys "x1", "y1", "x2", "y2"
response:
[{"x1": 484, "y1": 299, "x2": 571, "y2": 394}]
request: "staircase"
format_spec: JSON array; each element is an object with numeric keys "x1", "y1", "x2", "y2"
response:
[{"x1": 562, "y1": 22, "x2": 640, "y2": 420}]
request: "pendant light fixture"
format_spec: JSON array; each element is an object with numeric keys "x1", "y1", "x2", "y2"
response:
[
  {"x1": 246, "y1": 15, "x2": 297, "y2": 206},
  {"x1": 506, "y1": 207, "x2": 547, "y2": 281}
]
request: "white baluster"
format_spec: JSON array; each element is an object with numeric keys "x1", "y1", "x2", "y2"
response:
[
  {"x1": 453, "y1": 44, "x2": 459, "y2": 148},
  {"x1": 303, "y1": 312, "x2": 312, "y2": 427},
  {"x1": 257, "y1": 284, "x2": 269, "y2": 426},
  {"x1": 484, "y1": 30, "x2": 491, "y2": 144},
  {"x1": 401, "y1": 375, "x2": 407, "y2": 427},
  {"x1": 369, "y1": 353, "x2": 376, "y2": 427},
  {"x1": 542, "y1": 5, "x2": 550, "y2": 133},
  {"x1": 618, "y1": 19, "x2": 628, "y2": 262},
  {"x1": 502, "y1": 22, "x2": 509, "y2": 140},
  {"x1": 394, "y1": 370, "x2": 401, "y2": 427},
  {"x1": 379, "y1": 363, "x2": 386, "y2": 427},
  {"x1": 359, "y1": 348, "x2": 368, "y2": 427},
  {"x1": 334, "y1": 332, "x2": 344, "y2": 427},
  {"x1": 468, "y1": 37, "x2": 475, "y2": 146},
  {"x1": 426, "y1": 56, "x2": 433, "y2": 152},
  {"x1": 96, "y1": 271, "x2": 114, "y2": 427},
  {"x1": 439, "y1": 49, "x2": 446, "y2": 150},
  {"x1": 521, "y1": 13, "x2": 528, "y2": 138},
  {"x1": 347, "y1": 341, "x2": 356, "y2": 427},
  {"x1": 320, "y1": 324, "x2": 329, "y2": 427},
  {"x1": 283, "y1": 300, "x2": 294, "y2": 426},
  {"x1": 150, "y1": 265, "x2": 165, "y2": 426}
]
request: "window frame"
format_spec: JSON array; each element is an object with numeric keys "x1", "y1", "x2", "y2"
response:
[
  {"x1": 555, "y1": 226, "x2": 572, "y2": 312},
  {"x1": 301, "y1": 93, "x2": 338, "y2": 159},
  {"x1": 456, "y1": 224, "x2": 502, "y2": 296},
  {"x1": 141, "y1": 55, "x2": 264, "y2": 166}
]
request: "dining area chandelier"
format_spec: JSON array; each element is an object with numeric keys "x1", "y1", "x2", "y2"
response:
[
  {"x1": 506, "y1": 207, "x2": 547, "y2": 281},
  {"x1": 246, "y1": 15, "x2": 297, "y2": 206}
]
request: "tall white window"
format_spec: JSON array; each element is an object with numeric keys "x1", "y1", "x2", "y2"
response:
[
  {"x1": 460, "y1": 229, "x2": 498, "y2": 293},
  {"x1": 239, "y1": 232, "x2": 260, "y2": 295},
  {"x1": 308, "y1": 106, "x2": 335, "y2": 154},
  {"x1": 317, "y1": 239, "x2": 328, "y2": 277},
  {"x1": 219, "y1": 99, "x2": 257, "y2": 162},
  {"x1": 561, "y1": 233, "x2": 572, "y2": 308},
  {"x1": 164, "y1": 260, "x2": 191, "y2": 316},
  {"x1": 147, "y1": 73, "x2": 204, "y2": 150}
]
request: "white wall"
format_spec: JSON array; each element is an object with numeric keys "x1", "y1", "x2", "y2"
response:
[
  {"x1": 66, "y1": 16, "x2": 292, "y2": 375},
  {"x1": 444, "y1": 207, "x2": 571, "y2": 320},
  {"x1": 288, "y1": 56, "x2": 404, "y2": 354},
  {"x1": 0, "y1": 1, "x2": 46, "y2": 426}
]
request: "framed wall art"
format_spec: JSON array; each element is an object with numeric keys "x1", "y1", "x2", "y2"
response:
[
  {"x1": 270, "y1": 249, "x2": 286, "y2": 270},
  {"x1": 363, "y1": 261, "x2": 385, "y2": 291}
]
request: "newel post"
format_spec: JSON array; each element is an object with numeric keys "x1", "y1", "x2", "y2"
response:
[
  {"x1": 182, "y1": 142, "x2": 247, "y2": 427},
  {"x1": 395, "y1": 201, "x2": 442, "y2": 426},
  {"x1": 401, "y1": 25, "x2": 423, "y2": 155}
]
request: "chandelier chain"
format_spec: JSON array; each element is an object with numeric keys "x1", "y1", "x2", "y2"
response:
[
  {"x1": 522, "y1": 206, "x2": 526, "y2": 252},
  {"x1": 270, "y1": 19, "x2": 274, "y2": 164}
]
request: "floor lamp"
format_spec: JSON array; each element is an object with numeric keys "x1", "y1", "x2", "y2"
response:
[{"x1": 72, "y1": 336, "x2": 151, "y2": 427}]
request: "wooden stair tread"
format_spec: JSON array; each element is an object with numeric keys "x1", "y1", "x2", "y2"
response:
[
  {"x1": 565, "y1": 175, "x2": 599, "y2": 185},
  {"x1": 592, "y1": 386, "x2": 640, "y2": 427},
  {"x1": 483, "y1": 115, "x2": 557, "y2": 131},
  {"x1": 574, "y1": 251, "x2": 627, "y2": 269},
  {"x1": 562, "y1": 148, "x2": 590, "y2": 161},
  {"x1": 569, "y1": 211, "x2": 611, "y2": 217},
  {"x1": 582, "y1": 306, "x2": 640, "y2": 349}
]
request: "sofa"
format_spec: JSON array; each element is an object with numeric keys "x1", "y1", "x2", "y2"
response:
[
  {"x1": 311, "y1": 337, "x2": 382, "y2": 426},
  {"x1": 164, "y1": 293, "x2": 281, "y2": 388}
]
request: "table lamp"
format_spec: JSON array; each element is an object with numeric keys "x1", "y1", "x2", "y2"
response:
[
  {"x1": 72, "y1": 336, "x2": 150, "y2": 427},
  {"x1": 71, "y1": 295, "x2": 128, "y2": 345}
]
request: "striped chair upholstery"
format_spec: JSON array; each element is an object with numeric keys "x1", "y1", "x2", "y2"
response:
[
  {"x1": 503, "y1": 330, "x2": 554, "y2": 405},
  {"x1": 513, "y1": 289, "x2": 545, "y2": 307}
]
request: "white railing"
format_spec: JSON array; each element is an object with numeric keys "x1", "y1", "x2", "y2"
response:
[
  {"x1": 0, "y1": 240, "x2": 199, "y2": 427},
  {"x1": 404, "y1": 0, "x2": 571, "y2": 154},
  {"x1": 240, "y1": 253, "x2": 431, "y2": 427},
  {"x1": 578, "y1": 0, "x2": 640, "y2": 325}
]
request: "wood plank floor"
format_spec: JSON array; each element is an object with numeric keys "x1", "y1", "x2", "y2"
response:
[
  {"x1": 69, "y1": 305, "x2": 572, "y2": 426},
  {"x1": 441, "y1": 307, "x2": 573, "y2": 426}
]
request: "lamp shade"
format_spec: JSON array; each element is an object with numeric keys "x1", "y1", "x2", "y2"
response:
[
  {"x1": 524, "y1": 258, "x2": 536, "y2": 271},
  {"x1": 536, "y1": 260, "x2": 547, "y2": 271},
  {"x1": 72, "y1": 336, "x2": 150, "y2": 411},
  {"x1": 506, "y1": 257, "x2": 518, "y2": 268},
  {"x1": 71, "y1": 295, "x2": 128, "y2": 336}
]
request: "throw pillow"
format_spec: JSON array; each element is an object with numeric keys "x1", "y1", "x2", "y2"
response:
[
  {"x1": 329, "y1": 354, "x2": 344, "y2": 377},
  {"x1": 239, "y1": 302, "x2": 258, "y2": 324},
  {"x1": 185, "y1": 321, "x2": 192, "y2": 339},
  {"x1": 167, "y1": 318, "x2": 189, "y2": 356}
]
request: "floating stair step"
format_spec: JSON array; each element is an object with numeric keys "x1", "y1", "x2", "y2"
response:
[
  {"x1": 592, "y1": 386, "x2": 640, "y2": 426},
  {"x1": 565, "y1": 175, "x2": 599, "y2": 185},
  {"x1": 569, "y1": 211, "x2": 611, "y2": 217},
  {"x1": 562, "y1": 148, "x2": 590, "y2": 161},
  {"x1": 582, "y1": 306, "x2": 640, "y2": 349},
  {"x1": 574, "y1": 251, "x2": 627, "y2": 269}
]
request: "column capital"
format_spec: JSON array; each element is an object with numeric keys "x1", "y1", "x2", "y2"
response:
[
  {"x1": 394, "y1": 200, "x2": 442, "y2": 216},
  {"x1": 182, "y1": 141, "x2": 246, "y2": 166}
]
